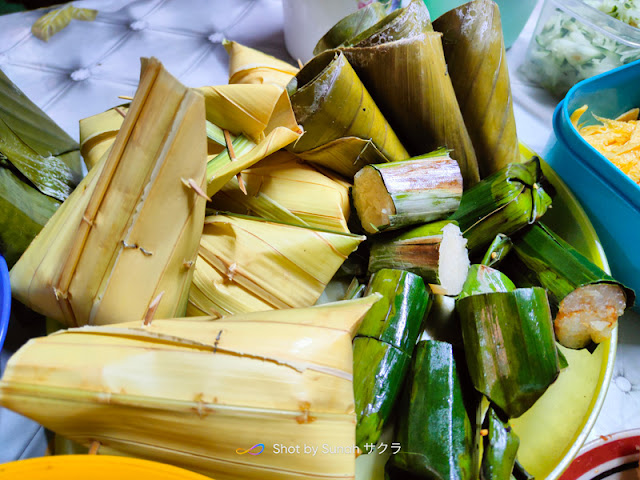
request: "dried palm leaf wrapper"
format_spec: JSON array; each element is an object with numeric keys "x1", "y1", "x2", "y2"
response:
[
  {"x1": 187, "y1": 214, "x2": 365, "y2": 317},
  {"x1": 197, "y1": 83, "x2": 302, "y2": 196},
  {"x1": 0, "y1": 296, "x2": 381, "y2": 480},
  {"x1": 224, "y1": 40, "x2": 299, "y2": 88},
  {"x1": 313, "y1": 0, "x2": 480, "y2": 187},
  {"x1": 287, "y1": 52, "x2": 409, "y2": 178},
  {"x1": 212, "y1": 150, "x2": 351, "y2": 233},
  {"x1": 10, "y1": 58, "x2": 208, "y2": 327},
  {"x1": 433, "y1": 0, "x2": 519, "y2": 178},
  {"x1": 79, "y1": 105, "x2": 127, "y2": 171},
  {"x1": 81, "y1": 105, "x2": 228, "y2": 171},
  {"x1": 31, "y1": 4, "x2": 97, "y2": 42}
]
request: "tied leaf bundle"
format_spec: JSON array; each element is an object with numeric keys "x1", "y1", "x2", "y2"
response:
[
  {"x1": 386, "y1": 340, "x2": 475, "y2": 480},
  {"x1": 0, "y1": 296, "x2": 381, "y2": 480},
  {"x1": 288, "y1": 52, "x2": 409, "y2": 178},
  {"x1": 212, "y1": 151, "x2": 352, "y2": 233},
  {"x1": 199, "y1": 83, "x2": 302, "y2": 196},
  {"x1": 434, "y1": 0, "x2": 520, "y2": 178},
  {"x1": 449, "y1": 158, "x2": 552, "y2": 254},
  {"x1": 188, "y1": 214, "x2": 365, "y2": 318},
  {"x1": 10, "y1": 58, "x2": 208, "y2": 327},
  {"x1": 457, "y1": 288, "x2": 560, "y2": 418},
  {"x1": 312, "y1": 0, "x2": 480, "y2": 187}
]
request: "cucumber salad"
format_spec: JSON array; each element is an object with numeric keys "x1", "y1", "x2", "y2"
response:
[{"x1": 522, "y1": 0, "x2": 640, "y2": 97}]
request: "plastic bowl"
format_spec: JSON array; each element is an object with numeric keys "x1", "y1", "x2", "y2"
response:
[
  {"x1": 0, "y1": 455, "x2": 211, "y2": 480},
  {"x1": 544, "y1": 59, "x2": 640, "y2": 311},
  {"x1": 558, "y1": 428, "x2": 640, "y2": 480},
  {"x1": 0, "y1": 255, "x2": 10, "y2": 353},
  {"x1": 521, "y1": 0, "x2": 640, "y2": 98}
]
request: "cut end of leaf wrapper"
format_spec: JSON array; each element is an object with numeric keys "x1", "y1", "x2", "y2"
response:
[{"x1": 353, "y1": 166, "x2": 395, "y2": 234}]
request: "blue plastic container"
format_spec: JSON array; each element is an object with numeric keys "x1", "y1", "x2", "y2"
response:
[
  {"x1": 544, "y1": 59, "x2": 640, "y2": 310},
  {"x1": 0, "y1": 255, "x2": 11, "y2": 352}
]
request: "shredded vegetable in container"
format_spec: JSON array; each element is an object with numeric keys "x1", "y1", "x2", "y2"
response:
[
  {"x1": 521, "y1": 0, "x2": 640, "y2": 97},
  {"x1": 572, "y1": 104, "x2": 640, "y2": 184}
]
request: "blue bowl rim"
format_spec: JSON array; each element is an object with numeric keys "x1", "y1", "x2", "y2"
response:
[
  {"x1": 0, "y1": 256, "x2": 10, "y2": 353},
  {"x1": 557, "y1": 58, "x2": 640, "y2": 212},
  {"x1": 553, "y1": 103, "x2": 640, "y2": 217}
]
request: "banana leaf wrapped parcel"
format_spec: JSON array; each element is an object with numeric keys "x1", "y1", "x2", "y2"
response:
[
  {"x1": 385, "y1": 340, "x2": 475, "y2": 480},
  {"x1": 353, "y1": 269, "x2": 431, "y2": 450},
  {"x1": 457, "y1": 287, "x2": 560, "y2": 418},
  {"x1": 449, "y1": 158, "x2": 552, "y2": 254},
  {"x1": 507, "y1": 223, "x2": 634, "y2": 349},
  {"x1": 353, "y1": 150, "x2": 463, "y2": 235},
  {"x1": 288, "y1": 52, "x2": 409, "y2": 178},
  {"x1": 434, "y1": 0, "x2": 520, "y2": 178}
]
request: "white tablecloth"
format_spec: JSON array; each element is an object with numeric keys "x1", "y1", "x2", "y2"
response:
[{"x1": 0, "y1": 0, "x2": 638, "y2": 466}]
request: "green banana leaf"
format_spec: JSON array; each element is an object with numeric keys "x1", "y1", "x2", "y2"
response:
[
  {"x1": 357, "y1": 269, "x2": 431, "y2": 355},
  {"x1": 0, "y1": 69, "x2": 81, "y2": 265},
  {"x1": 481, "y1": 407, "x2": 520, "y2": 480},
  {"x1": 354, "y1": 269, "x2": 431, "y2": 449},
  {"x1": 354, "y1": 337, "x2": 411, "y2": 450},
  {"x1": 449, "y1": 159, "x2": 552, "y2": 254},
  {"x1": 458, "y1": 264, "x2": 516, "y2": 300},
  {"x1": 0, "y1": 166, "x2": 59, "y2": 268},
  {"x1": 386, "y1": 340, "x2": 475, "y2": 480},
  {"x1": 457, "y1": 287, "x2": 560, "y2": 418},
  {"x1": 0, "y1": 69, "x2": 82, "y2": 201},
  {"x1": 510, "y1": 222, "x2": 635, "y2": 309},
  {"x1": 481, "y1": 234, "x2": 513, "y2": 268}
]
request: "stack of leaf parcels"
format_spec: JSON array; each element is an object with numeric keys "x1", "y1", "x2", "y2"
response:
[{"x1": 0, "y1": 2, "x2": 636, "y2": 480}]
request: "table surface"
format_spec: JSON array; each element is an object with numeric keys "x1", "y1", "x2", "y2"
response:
[{"x1": 0, "y1": 0, "x2": 638, "y2": 466}]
